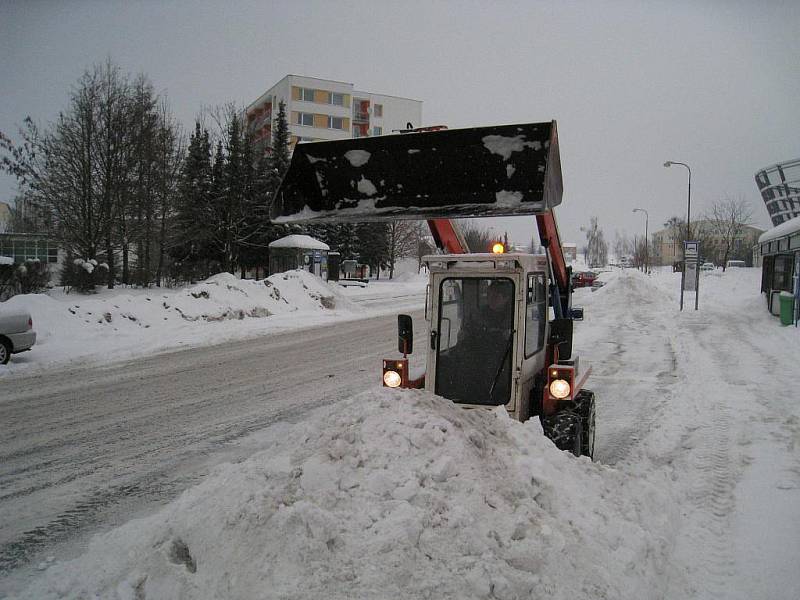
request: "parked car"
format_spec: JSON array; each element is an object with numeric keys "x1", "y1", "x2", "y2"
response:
[
  {"x1": 591, "y1": 279, "x2": 606, "y2": 291},
  {"x1": 0, "y1": 310, "x2": 36, "y2": 365},
  {"x1": 726, "y1": 260, "x2": 746, "y2": 269},
  {"x1": 571, "y1": 271, "x2": 597, "y2": 288},
  {"x1": 700, "y1": 262, "x2": 716, "y2": 271}
]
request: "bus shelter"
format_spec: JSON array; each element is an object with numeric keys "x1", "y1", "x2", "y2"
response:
[{"x1": 268, "y1": 235, "x2": 330, "y2": 281}]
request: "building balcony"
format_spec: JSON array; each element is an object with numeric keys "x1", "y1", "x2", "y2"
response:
[
  {"x1": 249, "y1": 112, "x2": 272, "y2": 132},
  {"x1": 352, "y1": 111, "x2": 370, "y2": 123}
]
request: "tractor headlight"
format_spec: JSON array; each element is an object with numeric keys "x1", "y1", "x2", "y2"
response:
[
  {"x1": 383, "y1": 370, "x2": 402, "y2": 388},
  {"x1": 549, "y1": 378, "x2": 571, "y2": 399}
]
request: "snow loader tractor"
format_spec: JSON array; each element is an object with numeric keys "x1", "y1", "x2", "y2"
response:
[{"x1": 272, "y1": 121, "x2": 595, "y2": 458}]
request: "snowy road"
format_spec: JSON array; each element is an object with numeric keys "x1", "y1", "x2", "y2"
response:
[
  {"x1": 0, "y1": 309, "x2": 422, "y2": 590},
  {"x1": 576, "y1": 271, "x2": 800, "y2": 599}
]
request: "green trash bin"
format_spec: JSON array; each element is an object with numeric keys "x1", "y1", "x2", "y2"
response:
[{"x1": 779, "y1": 292, "x2": 795, "y2": 326}]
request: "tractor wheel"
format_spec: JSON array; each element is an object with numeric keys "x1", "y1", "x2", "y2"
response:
[
  {"x1": 573, "y1": 390, "x2": 596, "y2": 459},
  {"x1": 541, "y1": 410, "x2": 582, "y2": 456}
]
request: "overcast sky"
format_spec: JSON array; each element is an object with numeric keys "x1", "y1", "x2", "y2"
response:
[{"x1": 2, "y1": 0, "x2": 797, "y2": 246}]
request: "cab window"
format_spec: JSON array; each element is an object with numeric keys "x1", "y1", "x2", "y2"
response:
[
  {"x1": 525, "y1": 273, "x2": 546, "y2": 357},
  {"x1": 435, "y1": 278, "x2": 515, "y2": 406}
]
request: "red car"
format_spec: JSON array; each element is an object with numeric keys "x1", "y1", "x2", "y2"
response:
[{"x1": 571, "y1": 271, "x2": 597, "y2": 288}]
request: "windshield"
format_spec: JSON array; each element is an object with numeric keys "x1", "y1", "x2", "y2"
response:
[{"x1": 435, "y1": 278, "x2": 515, "y2": 406}]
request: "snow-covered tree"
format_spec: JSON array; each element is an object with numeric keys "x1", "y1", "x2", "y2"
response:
[{"x1": 581, "y1": 216, "x2": 608, "y2": 267}]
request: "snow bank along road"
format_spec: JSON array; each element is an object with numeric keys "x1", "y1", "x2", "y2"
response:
[{"x1": 0, "y1": 309, "x2": 423, "y2": 593}]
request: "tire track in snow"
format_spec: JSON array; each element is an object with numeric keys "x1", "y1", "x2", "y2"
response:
[{"x1": 577, "y1": 275, "x2": 679, "y2": 466}]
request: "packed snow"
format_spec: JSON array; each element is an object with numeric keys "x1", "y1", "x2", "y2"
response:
[
  {"x1": 481, "y1": 134, "x2": 542, "y2": 160},
  {"x1": 343, "y1": 149, "x2": 371, "y2": 167},
  {"x1": 267, "y1": 235, "x2": 330, "y2": 250},
  {"x1": 15, "y1": 389, "x2": 675, "y2": 600},
  {"x1": 356, "y1": 176, "x2": 378, "y2": 196},
  {"x1": 4, "y1": 266, "x2": 799, "y2": 599},
  {"x1": 0, "y1": 270, "x2": 423, "y2": 376},
  {"x1": 758, "y1": 213, "x2": 800, "y2": 243}
]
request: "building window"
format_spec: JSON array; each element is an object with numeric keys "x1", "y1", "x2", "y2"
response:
[
  {"x1": 296, "y1": 113, "x2": 314, "y2": 126},
  {"x1": 352, "y1": 126, "x2": 361, "y2": 138},
  {"x1": 373, "y1": 126, "x2": 382, "y2": 136},
  {"x1": 300, "y1": 88, "x2": 315, "y2": 102},
  {"x1": 329, "y1": 92, "x2": 345, "y2": 106},
  {"x1": 374, "y1": 104, "x2": 383, "y2": 117},
  {"x1": 48, "y1": 247, "x2": 58, "y2": 263},
  {"x1": 328, "y1": 116, "x2": 344, "y2": 130}
]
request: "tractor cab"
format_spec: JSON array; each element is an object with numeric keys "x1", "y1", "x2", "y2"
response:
[{"x1": 421, "y1": 253, "x2": 549, "y2": 421}]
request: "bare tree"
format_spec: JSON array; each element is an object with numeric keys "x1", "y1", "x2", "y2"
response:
[
  {"x1": 2, "y1": 62, "x2": 184, "y2": 290},
  {"x1": 703, "y1": 197, "x2": 753, "y2": 270},
  {"x1": 385, "y1": 220, "x2": 418, "y2": 278},
  {"x1": 612, "y1": 230, "x2": 633, "y2": 262},
  {"x1": 581, "y1": 216, "x2": 608, "y2": 267},
  {"x1": 406, "y1": 221, "x2": 434, "y2": 272},
  {"x1": 461, "y1": 222, "x2": 493, "y2": 253}
]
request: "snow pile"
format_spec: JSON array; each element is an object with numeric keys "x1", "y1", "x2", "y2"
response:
[
  {"x1": 391, "y1": 270, "x2": 427, "y2": 283},
  {"x1": 19, "y1": 389, "x2": 676, "y2": 600},
  {"x1": 1, "y1": 270, "x2": 358, "y2": 372},
  {"x1": 166, "y1": 271, "x2": 352, "y2": 321}
]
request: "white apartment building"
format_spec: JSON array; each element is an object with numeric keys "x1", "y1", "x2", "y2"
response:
[{"x1": 245, "y1": 75, "x2": 422, "y2": 150}]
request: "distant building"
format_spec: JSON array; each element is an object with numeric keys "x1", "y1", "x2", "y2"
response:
[
  {"x1": 561, "y1": 243, "x2": 577, "y2": 261},
  {"x1": 755, "y1": 158, "x2": 800, "y2": 226},
  {"x1": 0, "y1": 232, "x2": 66, "y2": 285},
  {"x1": 245, "y1": 75, "x2": 422, "y2": 151},
  {"x1": 650, "y1": 220, "x2": 764, "y2": 266}
]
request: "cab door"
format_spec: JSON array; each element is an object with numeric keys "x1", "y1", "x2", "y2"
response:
[{"x1": 427, "y1": 275, "x2": 517, "y2": 410}]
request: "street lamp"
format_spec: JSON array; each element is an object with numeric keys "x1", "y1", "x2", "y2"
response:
[
  {"x1": 663, "y1": 161, "x2": 692, "y2": 241},
  {"x1": 633, "y1": 208, "x2": 649, "y2": 272}
]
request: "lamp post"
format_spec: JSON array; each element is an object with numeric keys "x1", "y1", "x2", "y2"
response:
[
  {"x1": 663, "y1": 161, "x2": 691, "y2": 241},
  {"x1": 633, "y1": 208, "x2": 649, "y2": 272}
]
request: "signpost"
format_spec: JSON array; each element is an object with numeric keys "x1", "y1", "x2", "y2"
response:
[{"x1": 680, "y1": 241, "x2": 700, "y2": 311}]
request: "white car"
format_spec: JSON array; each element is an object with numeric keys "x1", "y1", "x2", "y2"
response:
[
  {"x1": 0, "y1": 310, "x2": 37, "y2": 365},
  {"x1": 700, "y1": 262, "x2": 716, "y2": 271}
]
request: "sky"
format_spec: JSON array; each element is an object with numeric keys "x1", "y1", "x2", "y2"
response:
[{"x1": 1, "y1": 0, "x2": 798, "y2": 247}]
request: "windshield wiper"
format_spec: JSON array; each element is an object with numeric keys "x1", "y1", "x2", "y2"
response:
[{"x1": 487, "y1": 330, "x2": 514, "y2": 400}]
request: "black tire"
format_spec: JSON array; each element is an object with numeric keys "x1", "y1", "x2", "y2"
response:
[
  {"x1": 0, "y1": 338, "x2": 10, "y2": 365},
  {"x1": 541, "y1": 410, "x2": 582, "y2": 456},
  {"x1": 574, "y1": 390, "x2": 596, "y2": 459}
]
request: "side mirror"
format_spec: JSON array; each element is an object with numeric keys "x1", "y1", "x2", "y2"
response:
[
  {"x1": 398, "y1": 314, "x2": 413, "y2": 355},
  {"x1": 570, "y1": 306, "x2": 584, "y2": 321}
]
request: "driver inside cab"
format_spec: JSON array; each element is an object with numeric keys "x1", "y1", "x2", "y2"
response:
[{"x1": 459, "y1": 280, "x2": 515, "y2": 404}]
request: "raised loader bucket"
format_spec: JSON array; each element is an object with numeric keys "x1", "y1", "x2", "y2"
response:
[{"x1": 271, "y1": 121, "x2": 562, "y2": 223}]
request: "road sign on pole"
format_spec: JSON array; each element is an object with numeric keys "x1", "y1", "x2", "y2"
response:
[{"x1": 680, "y1": 241, "x2": 700, "y2": 311}]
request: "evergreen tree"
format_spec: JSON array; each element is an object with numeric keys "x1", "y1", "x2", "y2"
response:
[
  {"x1": 209, "y1": 139, "x2": 226, "y2": 268},
  {"x1": 219, "y1": 115, "x2": 245, "y2": 273},
  {"x1": 357, "y1": 222, "x2": 390, "y2": 279},
  {"x1": 173, "y1": 122, "x2": 213, "y2": 279},
  {"x1": 271, "y1": 100, "x2": 291, "y2": 179}
]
